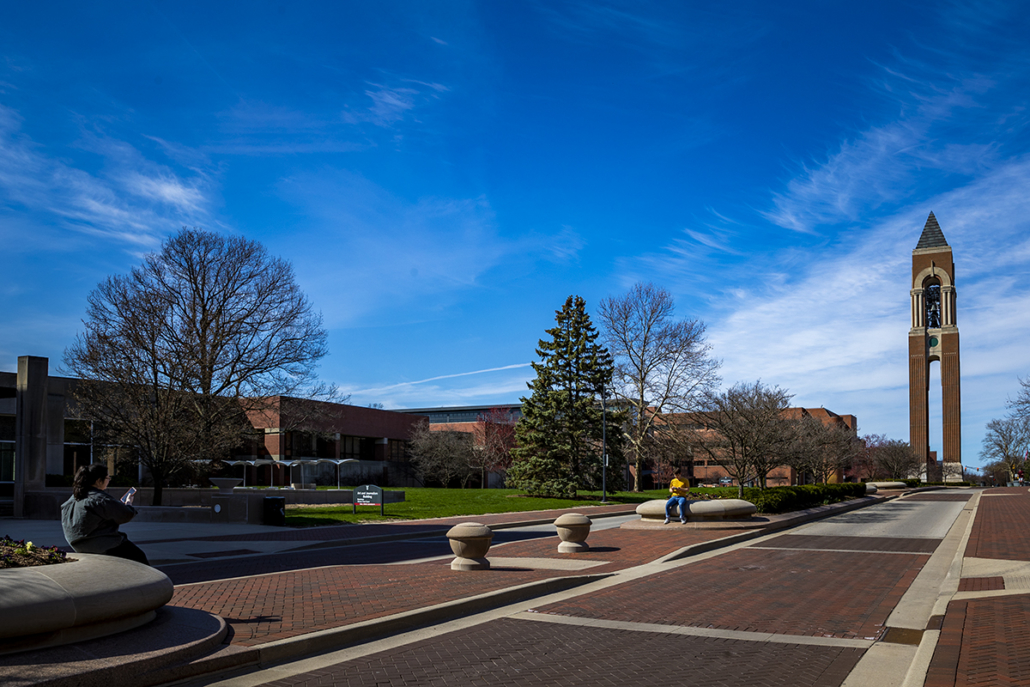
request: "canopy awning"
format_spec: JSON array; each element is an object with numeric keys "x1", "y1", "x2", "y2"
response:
[{"x1": 225, "y1": 458, "x2": 360, "y2": 488}]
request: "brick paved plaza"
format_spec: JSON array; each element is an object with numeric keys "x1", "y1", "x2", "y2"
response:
[
  {"x1": 9, "y1": 487, "x2": 1030, "y2": 686},
  {"x1": 258, "y1": 618, "x2": 866, "y2": 687}
]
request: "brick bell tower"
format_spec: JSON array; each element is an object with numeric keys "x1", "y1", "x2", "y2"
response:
[{"x1": 909, "y1": 211, "x2": 961, "y2": 480}]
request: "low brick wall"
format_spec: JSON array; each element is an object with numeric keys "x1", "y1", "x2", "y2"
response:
[{"x1": 23, "y1": 487, "x2": 404, "y2": 520}]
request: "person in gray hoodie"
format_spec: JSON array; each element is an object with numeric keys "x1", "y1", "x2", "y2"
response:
[{"x1": 61, "y1": 463, "x2": 149, "y2": 565}]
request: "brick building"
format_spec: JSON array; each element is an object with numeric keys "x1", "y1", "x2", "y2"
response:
[
  {"x1": 396, "y1": 404, "x2": 522, "y2": 487},
  {"x1": 656, "y1": 406, "x2": 858, "y2": 489},
  {"x1": 1, "y1": 355, "x2": 425, "y2": 517}
]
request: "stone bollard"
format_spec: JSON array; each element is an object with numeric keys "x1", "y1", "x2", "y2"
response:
[
  {"x1": 447, "y1": 522, "x2": 493, "y2": 570},
  {"x1": 554, "y1": 513, "x2": 592, "y2": 553}
]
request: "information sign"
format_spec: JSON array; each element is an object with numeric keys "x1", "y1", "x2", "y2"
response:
[{"x1": 353, "y1": 484, "x2": 384, "y2": 515}]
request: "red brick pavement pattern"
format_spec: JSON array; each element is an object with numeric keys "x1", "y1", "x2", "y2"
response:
[
  {"x1": 534, "y1": 548, "x2": 928, "y2": 640},
  {"x1": 259, "y1": 617, "x2": 865, "y2": 687},
  {"x1": 140, "y1": 504, "x2": 636, "y2": 544},
  {"x1": 163, "y1": 538, "x2": 459, "y2": 585},
  {"x1": 956, "y1": 576, "x2": 1005, "y2": 592},
  {"x1": 171, "y1": 562, "x2": 574, "y2": 646},
  {"x1": 965, "y1": 489, "x2": 1030, "y2": 560},
  {"x1": 754, "y1": 534, "x2": 941, "y2": 554},
  {"x1": 492, "y1": 527, "x2": 748, "y2": 573},
  {"x1": 163, "y1": 523, "x2": 740, "y2": 585},
  {"x1": 925, "y1": 594, "x2": 1030, "y2": 687}
]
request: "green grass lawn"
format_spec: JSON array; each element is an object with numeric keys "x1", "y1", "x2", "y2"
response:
[{"x1": 284, "y1": 486, "x2": 739, "y2": 527}]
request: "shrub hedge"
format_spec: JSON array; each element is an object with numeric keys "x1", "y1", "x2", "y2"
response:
[{"x1": 740, "y1": 483, "x2": 868, "y2": 514}]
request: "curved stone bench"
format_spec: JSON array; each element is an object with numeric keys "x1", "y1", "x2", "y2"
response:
[
  {"x1": 869, "y1": 481, "x2": 908, "y2": 490},
  {"x1": 0, "y1": 554, "x2": 174, "y2": 655},
  {"x1": 636, "y1": 498, "x2": 758, "y2": 522},
  {"x1": 865, "y1": 483, "x2": 878, "y2": 494}
]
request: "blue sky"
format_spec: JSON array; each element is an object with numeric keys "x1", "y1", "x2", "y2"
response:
[{"x1": 2, "y1": 1, "x2": 1029, "y2": 469}]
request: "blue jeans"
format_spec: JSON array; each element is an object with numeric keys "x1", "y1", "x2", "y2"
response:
[{"x1": 665, "y1": 495, "x2": 687, "y2": 520}]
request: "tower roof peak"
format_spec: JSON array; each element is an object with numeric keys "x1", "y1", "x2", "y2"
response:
[{"x1": 915, "y1": 211, "x2": 949, "y2": 250}]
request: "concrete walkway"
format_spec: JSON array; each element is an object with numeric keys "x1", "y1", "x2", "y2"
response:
[{"x1": 5, "y1": 489, "x2": 1013, "y2": 686}]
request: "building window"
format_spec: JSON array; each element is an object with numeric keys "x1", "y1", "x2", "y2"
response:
[
  {"x1": 341, "y1": 436, "x2": 374, "y2": 461},
  {"x1": 389, "y1": 440, "x2": 408, "y2": 461},
  {"x1": 0, "y1": 443, "x2": 13, "y2": 484},
  {"x1": 0, "y1": 415, "x2": 14, "y2": 487}
]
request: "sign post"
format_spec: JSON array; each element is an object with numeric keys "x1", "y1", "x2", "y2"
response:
[{"x1": 353, "y1": 484, "x2": 384, "y2": 516}]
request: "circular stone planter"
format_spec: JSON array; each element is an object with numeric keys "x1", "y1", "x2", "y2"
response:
[
  {"x1": 869, "y1": 481, "x2": 908, "y2": 490},
  {"x1": 635, "y1": 498, "x2": 757, "y2": 524},
  {"x1": 0, "y1": 554, "x2": 174, "y2": 655},
  {"x1": 446, "y1": 522, "x2": 493, "y2": 571},
  {"x1": 209, "y1": 477, "x2": 243, "y2": 490},
  {"x1": 554, "y1": 513, "x2": 592, "y2": 553}
]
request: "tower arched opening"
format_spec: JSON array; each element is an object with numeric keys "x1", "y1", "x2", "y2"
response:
[{"x1": 924, "y1": 277, "x2": 942, "y2": 329}]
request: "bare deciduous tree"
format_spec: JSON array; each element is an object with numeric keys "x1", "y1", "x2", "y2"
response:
[
  {"x1": 472, "y1": 407, "x2": 518, "y2": 488},
  {"x1": 408, "y1": 420, "x2": 476, "y2": 488},
  {"x1": 598, "y1": 283, "x2": 720, "y2": 491},
  {"x1": 1012, "y1": 377, "x2": 1030, "y2": 421},
  {"x1": 64, "y1": 228, "x2": 330, "y2": 504},
  {"x1": 980, "y1": 416, "x2": 1030, "y2": 483},
  {"x1": 646, "y1": 420, "x2": 695, "y2": 490},
  {"x1": 862, "y1": 435, "x2": 920, "y2": 480},
  {"x1": 686, "y1": 381, "x2": 793, "y2": 497},
  {"x1": 981, "y1": 460, "x2": 1010, "y2": 485},
  {"x1": 783, "y1": 416, "x2": 862, "y2": 485},
  {"x1": 779, "y1": 414, "x2": 827, "y2": 484}
]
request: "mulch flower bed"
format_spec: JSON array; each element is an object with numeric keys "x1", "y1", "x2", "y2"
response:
[{"x1": 0, "y1": 535, "x2": 69, "y2": 569}]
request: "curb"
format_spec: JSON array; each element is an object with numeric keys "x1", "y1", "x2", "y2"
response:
[{"x1": 0, "y1": 606, "x2": 227, "y2": 687}]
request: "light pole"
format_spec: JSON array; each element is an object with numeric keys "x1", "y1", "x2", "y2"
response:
[{"x1": 601, "y1": 385, "x2": 608, "y2": 503}]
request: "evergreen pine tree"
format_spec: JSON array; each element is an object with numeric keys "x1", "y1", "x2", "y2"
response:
[{"x1": 508, "y1": 295, "x2": 624, "y2": 497}]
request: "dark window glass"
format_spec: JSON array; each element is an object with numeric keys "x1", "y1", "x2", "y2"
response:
[
  {"x1": 0, "y1": 443, "x2": 14, "y2": 482},
  {"x1": 64, "y1": 419, "x2": 92, "y2": 444},
  {"x1": 0, "y1": 416, "x2": 14, "y2": 442}
]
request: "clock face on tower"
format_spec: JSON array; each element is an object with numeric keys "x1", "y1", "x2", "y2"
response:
[{"x1": 929, "y1": 336, "x2": 939, "y2": 347}]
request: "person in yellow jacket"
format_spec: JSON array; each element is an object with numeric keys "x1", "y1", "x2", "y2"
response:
[{"x1": 664, "y1": 466, "x2": 690, "y2": 525}]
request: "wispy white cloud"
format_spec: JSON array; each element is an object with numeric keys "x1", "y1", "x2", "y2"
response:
[
  {"x1": 707, "y1": 159, "x2": 1030, "y2": 462},
  {"x1": 341, "y1": 79, "x2": 448, "y2": 128},
  {"x1": 344, "y1": 370, "x2": 534, "y2": 409},
  {"x1": 618, "y1": 32, "x2": 1030, "y2": 465},
  {"x1": 0, "y1": 103, "x2": 215, "y2": 248},
  {"x1": 347, "y1": 363, "x2": 532, "y2": 395},
  {"x1": 277, "y1": 169, "x2": 595, "y2": 329},
  {"x1": 762, "y1": 56, "x2": 1020, "y2": 235},
  {"x1": 547, "y1": 226, "x2": 585, "y2": 261}
]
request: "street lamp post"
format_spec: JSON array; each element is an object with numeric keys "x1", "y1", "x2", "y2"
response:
[{"x1": 601, "y1": 385, "x2": 608, "y2": 504}]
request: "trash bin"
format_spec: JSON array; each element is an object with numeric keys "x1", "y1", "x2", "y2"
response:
[{"x1": 263, "y1": 496, "x2": 286, "y2": 526}]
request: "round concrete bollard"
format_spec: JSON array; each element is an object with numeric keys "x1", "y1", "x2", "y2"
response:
[
  {"x1": 447, "y1": 522, "x2": 493, "y2": 570},
  {"x1": 554, "y1": 513, "x2": 592, "y2": 553}
]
